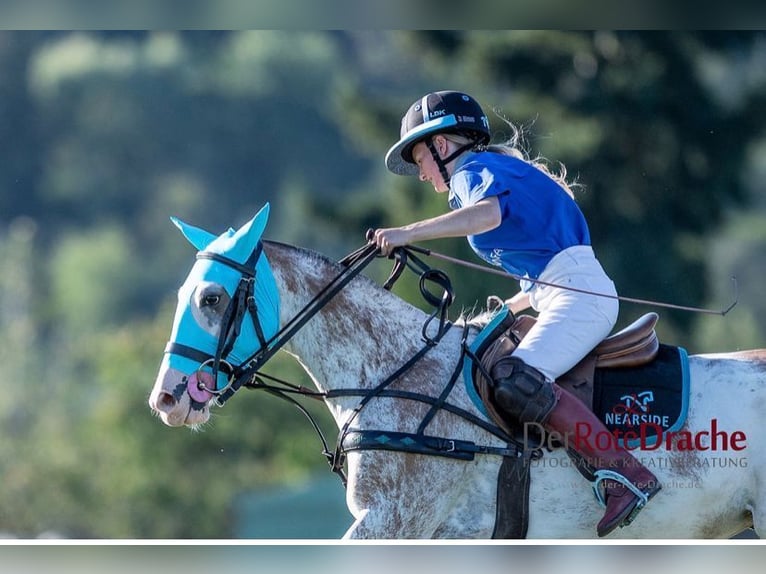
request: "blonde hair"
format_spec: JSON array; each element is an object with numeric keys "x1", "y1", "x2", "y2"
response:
[
  {"x1": 444, "y1": 120, "x2": 580, "y2": 199},
  {"x1": 492, "y1": 118, "x2": 580, "y2": 199}
]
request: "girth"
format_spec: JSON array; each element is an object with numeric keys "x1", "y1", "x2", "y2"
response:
[{"x1": 342, "y1": 430, "x2": 523, "y2": 461}]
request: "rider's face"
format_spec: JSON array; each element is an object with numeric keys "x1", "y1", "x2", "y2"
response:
[{"x1": 413, "y1": 138, "x2": 450, "y2": 193}]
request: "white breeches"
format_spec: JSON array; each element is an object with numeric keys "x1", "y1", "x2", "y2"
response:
[{"x1": 512, "y1": 246, "x2": 619, "y2": 381}]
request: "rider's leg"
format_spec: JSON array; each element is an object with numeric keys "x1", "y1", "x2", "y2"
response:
[
  {"x1": 495, "y1": 246, "x2": 660, "y2": 535},
  {"x1": 492, "y1": 359, "x2": 661, "y2": 537},
  {"x1": 513, "y1": 245, "x2": 620, "y2": 380}
]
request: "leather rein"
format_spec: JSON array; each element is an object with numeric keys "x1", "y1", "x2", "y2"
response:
[{"x1": 167, "y1": 239, "x2": 522, "y2": 487}]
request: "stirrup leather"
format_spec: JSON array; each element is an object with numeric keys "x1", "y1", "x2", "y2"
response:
[{"x1": 592, "y1": 469, "x2": 652, "y2": 527}]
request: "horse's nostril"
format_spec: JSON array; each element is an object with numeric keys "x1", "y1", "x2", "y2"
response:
[{"x1": 157, "y1": 391, "x2": 177, "y2": 411}]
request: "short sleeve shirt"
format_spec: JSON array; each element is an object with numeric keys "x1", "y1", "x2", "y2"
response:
[{"x1": 448, "y1": 152, "x2": 591, "y2": 286}]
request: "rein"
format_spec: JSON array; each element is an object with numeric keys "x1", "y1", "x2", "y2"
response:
[
  {"x1": 174, "y1": 234, "x2": 731, "y2": 489},
  {"x1": 171, "y1": 238, "x2": 524, "y2": 487},
  {"x1": 217, "y1": 240, "x2": 382, "y2": 405},
  {"x1": 247, "y1": 242, "x2": 522, "y2": 486},
  {"x1": 166, "y1": 227, "x2": 738, "y2": 492}
]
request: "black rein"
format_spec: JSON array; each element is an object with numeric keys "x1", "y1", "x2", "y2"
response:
[
  {"x1": 166, "y1": 237, "x2": 526, "y2": 487},
  {"x1": 224, "y1": 241, "x2": 523, "y2": 487}
]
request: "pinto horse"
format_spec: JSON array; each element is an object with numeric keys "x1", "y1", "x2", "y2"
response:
[{"x1": 149, "y1": 204, "x2": 765, "y2": 539}]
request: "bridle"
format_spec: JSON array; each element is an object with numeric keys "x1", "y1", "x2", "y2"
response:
[
  {"x1": 163, "y1": 238, "x2": 525, "y2": 486},
  {"x1": 164, "y1": 242, "x2": 268, "y2": 402},
  {"x1": 165, "y1": 239, "x2": 386, "y2": 407}
]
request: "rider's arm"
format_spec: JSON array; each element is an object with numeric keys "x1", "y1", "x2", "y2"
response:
[{"x1": 372, "y1": 197, "x2": 501, "y2": 256}]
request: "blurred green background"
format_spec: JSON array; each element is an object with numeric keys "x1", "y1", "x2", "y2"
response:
[{"x1": 1, "y1": 30, "x2": 765, "y2": 539}]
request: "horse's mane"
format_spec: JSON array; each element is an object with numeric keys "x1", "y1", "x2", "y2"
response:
[
  {"x1": 264, "y1": 239, "x2": 500, "y2": 331},
  {"x1": 264, "y1": 239, "x2": 340, "y2": 270},
  {"x1": 263, "y1": 239, "x2": 404, "y2": 295},
  {"x1": 457, "y1": 307, "x2": 497, "y2": 331}
]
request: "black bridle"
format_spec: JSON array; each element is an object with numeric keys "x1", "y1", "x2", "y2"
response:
[
  {"x1": 166, "y1": 239, "x2": 383, "y2": 407},
  {"x1": 166, "y1": 238, "x2": 523, "y2": 487},
  {"x1": 164, "y1": 243, "x2": 269, "y2": 394}
]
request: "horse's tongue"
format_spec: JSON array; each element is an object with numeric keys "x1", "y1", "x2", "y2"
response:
[{"x1": 187, "y1": 371, "x2": 215, "y2": 403}]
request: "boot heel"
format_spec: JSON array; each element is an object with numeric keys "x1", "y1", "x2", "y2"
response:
[
  {"x1": 592, "y1": 469, "x2": 658, "y2": 510},
  {"x1": 596, "y1": 477, "x2": 661, "y2": 537}
]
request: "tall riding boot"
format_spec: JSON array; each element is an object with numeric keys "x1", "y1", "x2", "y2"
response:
[
  {"x1": 493, "y1": 357, "x2": 661, "y2": 537},
  {"x1": 543, "y1": 383, "x2": 661, "y2": 537}
]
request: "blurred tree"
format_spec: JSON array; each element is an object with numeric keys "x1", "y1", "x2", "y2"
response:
[
  {"x1": 21, "y1": 30, "x2": 376, "y2": 325},
  {"x1": 1, "y1": 30, "x2": 359, "y2": 537},
  {"x1": 0, "y1": 32, "x2": 51, "y2": 221},
  {"x1": 0, "y1": 302, "x2": 337, "y2": 537},
  {"x1": 693, "y1": 211, "x2": 766, "y2": 353}
]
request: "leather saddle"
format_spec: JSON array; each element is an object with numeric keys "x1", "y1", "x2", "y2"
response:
[{"x1": 472, "y1": 310, "x2": 660, "y2": 435}]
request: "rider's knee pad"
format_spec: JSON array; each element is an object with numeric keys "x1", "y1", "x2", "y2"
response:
[{"x1": 491, "y1": 357, "x2": 556, "y2": 425}]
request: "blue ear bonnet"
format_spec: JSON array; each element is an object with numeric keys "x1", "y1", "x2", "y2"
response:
[{"x1": 161, "y1": 204, "x2": 280, "y2": 390}]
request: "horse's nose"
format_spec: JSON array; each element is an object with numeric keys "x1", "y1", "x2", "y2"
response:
[{"x1": 149, "y1": 387, "x2": 190, "y2": 427}]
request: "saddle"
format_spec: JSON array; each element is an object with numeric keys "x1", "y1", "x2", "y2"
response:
[{"x1": 471, "y1": 310, "x2": 660, "y2": 434}]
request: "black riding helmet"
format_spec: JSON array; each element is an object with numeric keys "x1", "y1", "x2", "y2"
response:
[{"x1": 385, "y1": 91, "x2": 491, "y2": 184}]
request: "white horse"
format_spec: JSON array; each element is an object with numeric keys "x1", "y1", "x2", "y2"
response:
[{"x1": 149, "y1": 205, "x2": 765, "y2": 539}]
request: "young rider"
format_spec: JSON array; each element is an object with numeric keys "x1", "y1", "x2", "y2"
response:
[{"x1": 372, "y1": 90, "x2": 660, "y2": 537}]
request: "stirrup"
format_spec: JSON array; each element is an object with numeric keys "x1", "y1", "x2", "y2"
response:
[{"x1": 592, "y1": 469, "x2": 652, "y2": 526}]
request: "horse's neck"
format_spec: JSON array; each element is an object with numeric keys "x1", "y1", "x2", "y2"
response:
[{"x1": 265, "y1": 243, "x2": 434, "y2": 395}]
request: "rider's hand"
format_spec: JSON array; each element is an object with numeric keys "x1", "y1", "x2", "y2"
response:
[{"x1": 370, "y1": 227, "x2": 411, "y2": 257}]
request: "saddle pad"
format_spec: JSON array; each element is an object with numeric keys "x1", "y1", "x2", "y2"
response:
[
  {"x1": 593, "y1": 344, "x2": 690, "y2": 449},
  {"x1": 463, "y1": 306, "x2": 512, "y2": 419}
]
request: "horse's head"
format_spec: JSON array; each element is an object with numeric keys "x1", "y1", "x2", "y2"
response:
[{"x1": 149, "y1": 203, "x2": 280, "y2": 427}]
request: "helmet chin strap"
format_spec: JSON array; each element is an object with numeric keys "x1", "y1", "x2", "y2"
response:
[{"x1": 425, "y1": 137, "x2": 476, "y2": 190}]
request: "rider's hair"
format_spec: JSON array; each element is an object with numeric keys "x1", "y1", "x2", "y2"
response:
[{"x1": 443, "y1": 118, "x2": 579, "y2": 200}]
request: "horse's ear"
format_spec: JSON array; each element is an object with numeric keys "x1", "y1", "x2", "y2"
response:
[
  {"x1": 170, "y1": 216, "x2": 218, "y2": 251},
  {"x1": 228, "y1": 203, "x2": 271, "y2": 262}
]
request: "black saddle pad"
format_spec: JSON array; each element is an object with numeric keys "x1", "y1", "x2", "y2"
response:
[{"x1": 593, "y1": 344, "x2": 690, "y2": 449}]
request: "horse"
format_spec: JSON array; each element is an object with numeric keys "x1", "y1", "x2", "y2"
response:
[{"x1": 149, "y1": 204, "x2": 765, "y2": 539}]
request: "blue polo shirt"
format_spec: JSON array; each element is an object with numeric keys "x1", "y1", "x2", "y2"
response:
[{"x1": 448, "y1": 152, "x2": 591, "y2": 288}]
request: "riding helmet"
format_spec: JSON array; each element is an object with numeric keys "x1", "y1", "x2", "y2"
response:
[{"x1": 385, "y1": 90, "x2": 491, "y2": 176}]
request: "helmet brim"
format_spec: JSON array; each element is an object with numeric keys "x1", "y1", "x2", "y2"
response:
[{"x1": 384, "y1": 115, "x2": 459, "y2": 176}]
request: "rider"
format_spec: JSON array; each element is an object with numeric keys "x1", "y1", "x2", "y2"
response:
[{"x1": 373, "y1": 90, "x2": 661, "y2": 537}]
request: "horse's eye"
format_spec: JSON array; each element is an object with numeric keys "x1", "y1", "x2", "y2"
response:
[{"x1": 203, "y1": 295, "x2": 221, "y2": 307}]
